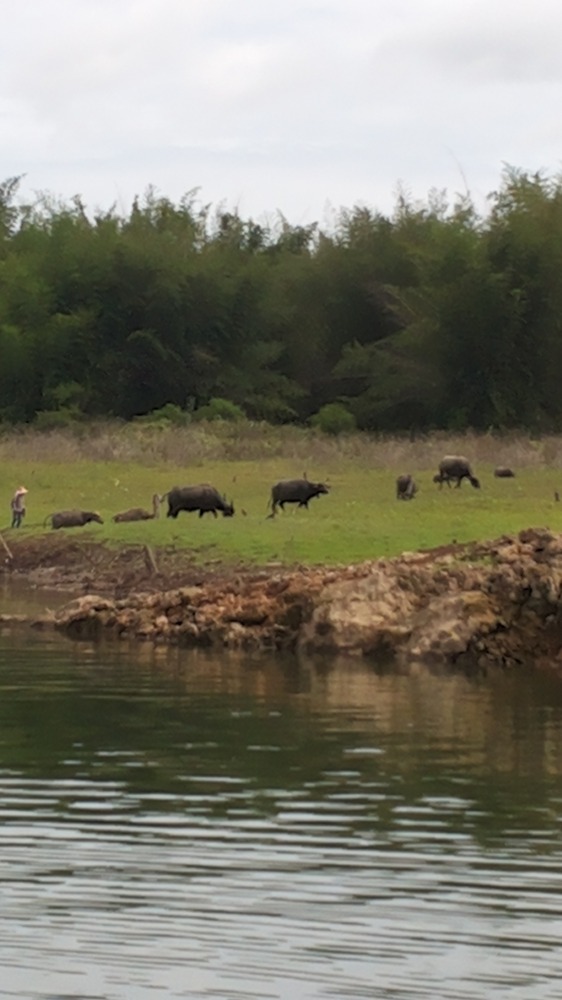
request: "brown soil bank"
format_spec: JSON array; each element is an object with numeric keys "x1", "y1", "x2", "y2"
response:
[{"x1": 3, "y1": 529, "x2": 562, "y2": 670}]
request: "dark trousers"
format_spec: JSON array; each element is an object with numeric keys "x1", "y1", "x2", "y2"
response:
[{"x1": 11, "y1": 510, "x2": 24, "y2": 528}]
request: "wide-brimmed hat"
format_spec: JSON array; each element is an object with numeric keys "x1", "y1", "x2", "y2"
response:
[{"x1": 15, "y1": 486, "x2": 28, "y2": 495}]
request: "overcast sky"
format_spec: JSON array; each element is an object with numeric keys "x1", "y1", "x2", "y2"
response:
[{"x1": 2, "y1": 0, "x2": 561, "y2": 225}]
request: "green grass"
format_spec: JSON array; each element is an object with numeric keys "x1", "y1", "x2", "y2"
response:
[{"x1": 3, "y1": 455, "x2": 561, "y2": 567}]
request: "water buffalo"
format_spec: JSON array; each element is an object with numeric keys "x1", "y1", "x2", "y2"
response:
[
  {"x1": 268, "y1": 478, "x2": 329, "y2": 516},
  {"x1": 113, "y1": 494, "x2": 161, "y2": 522},
  {"x1": 45, "y1": 510, "x2": 104, "y2": 530},
  {"x1": 163, "y1": 484, "x2": 235, "y2": 519},
  {"x1": 494, "y1": 466, "x2": 515, "y2": 478},
  {"x1": 434, "y1": 456, "x2": 480, "y2": 489},
  {"x1": 396, "y1": 474, "x2": 417, "y2": 500}
]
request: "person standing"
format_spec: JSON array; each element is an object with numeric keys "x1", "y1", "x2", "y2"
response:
[{"x1": 10, "y1": 486, "x2": 28, "y2": 528}]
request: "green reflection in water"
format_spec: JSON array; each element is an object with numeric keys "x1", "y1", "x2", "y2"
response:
[{"x1": 1, "y1": 632, "x2": 562, "y2": 852}]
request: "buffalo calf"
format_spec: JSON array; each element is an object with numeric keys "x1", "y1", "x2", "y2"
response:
[
  {"x1": 113, "y1": 494, "x2": 161, "y2": 522},
  {"x1": 494, "y1": 466, "x2": 515, "y2": 478},
  {"x1": 396, "y1": 474, "x2": 417, "y2": 500}
]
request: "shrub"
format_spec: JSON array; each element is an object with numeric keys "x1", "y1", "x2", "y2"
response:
[
  {"x1": 33, "y1": 408, "x2": 82, "y2": 431},
  {"x1": 134, "y1": 403, "x2": 191, "y2": 426},
  {"x1": 192, "y1": 397, "x2": 246, "y2": 423},
  {"x1": 310, "y1": 402, "x2": 357, "y2": 435}
]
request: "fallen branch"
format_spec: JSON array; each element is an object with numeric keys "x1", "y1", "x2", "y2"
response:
[
  {"x1": 143, "y1": 544, "x2": 159, "y2": 576},
  {"x1": 0, "y1": 533, "x2": 13, "y2": 563}
]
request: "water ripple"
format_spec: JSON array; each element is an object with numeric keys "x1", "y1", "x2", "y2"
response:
[{"x1": 2, "y1": 636, "x2": 562, "y2": 998}]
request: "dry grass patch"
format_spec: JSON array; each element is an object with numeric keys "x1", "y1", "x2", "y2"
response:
[{"x1": 1, "y1": 420, "x2": 561, "y2": 469}]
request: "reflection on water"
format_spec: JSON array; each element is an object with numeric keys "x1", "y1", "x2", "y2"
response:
[
  {"x1": 0, "y1": 575, "x2": 78, "y2": 616},
  {"x1": 1, "y1": 632, "x2": 562, "y2": 999}
]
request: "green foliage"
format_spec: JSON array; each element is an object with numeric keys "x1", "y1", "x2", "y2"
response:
[
  {"x1": 134, "y1": 402, "x2": 191, "y2": 426},
  {"x1": 1, "y1": 168, "x2": 562, "y2": 433},
  {"x1": 34, "y1": 408, "x2": 81, "y2": 431},
  {"x1": 334, "y1": 332, "x2": 442, "y2": 430},
  {"x1": 43, "y1": 380, "x2": 87, "y2": 412},
  {"x1": 192, "y1": 397, "x2": 246, "y2": 423},
  {"x1": 310, "y1": 402, "x2": 356, "y2": 435}
]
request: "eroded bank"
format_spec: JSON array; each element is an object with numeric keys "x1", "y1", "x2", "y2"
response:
[{"x1": 3, "y1": 528, "x2": 562, "y2": 670}]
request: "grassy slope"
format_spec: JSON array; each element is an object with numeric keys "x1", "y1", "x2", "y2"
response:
[{"x1": 2, "y1": 456, "x2": 561, "y2": 566}]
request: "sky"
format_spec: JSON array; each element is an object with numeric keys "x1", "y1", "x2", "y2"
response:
[{"x1": 1, "y1": 0, "x2": 562, "y2": 227}]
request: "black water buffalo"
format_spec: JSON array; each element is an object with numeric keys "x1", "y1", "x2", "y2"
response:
[
  {"x1": 396, "y1": 474, "x2": 417, "y2": 500},
  {"x1": 494, "y1": 466, "x2": 515, "y2": 478},
  {"x1": 46, "y1": 510, "x2": 104, "y2": 530},
  {"x1": 164, "y1": 484, "x2": 235, "y2": 519},
  {"x1": 268, "y1": 478, "x2": 329, "y2": 515},
  {"x1": 434, "y1": 455, "x2": 480, "y2": 489}
]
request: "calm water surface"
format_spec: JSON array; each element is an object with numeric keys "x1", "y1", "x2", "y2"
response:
[{"x1": 1, "y1": 626, "x2": 562, "y2": 999}]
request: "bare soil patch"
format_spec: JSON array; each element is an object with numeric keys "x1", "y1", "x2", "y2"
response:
[
  {"x1": 1, "y1": 534, "x2": 259, "y2": 598},
  {"x1": 2, "y1": 532, "x2": 480, "y2": 601}
]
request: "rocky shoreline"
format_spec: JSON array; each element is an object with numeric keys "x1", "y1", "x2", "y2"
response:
[{"x1": 2, "y1": 528, "x2": 562, "y2": 669}]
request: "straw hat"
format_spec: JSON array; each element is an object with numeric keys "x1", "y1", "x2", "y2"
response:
[{"x1": 15, "y1": 486, "x2": 28, "y2": 495}]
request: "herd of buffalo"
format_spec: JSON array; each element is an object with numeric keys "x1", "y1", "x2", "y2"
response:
[
  {"x1": 397, "y1": 455, "x2": 515, "y2": 500},
  {"x1": 42, "y1": 456, "x2": 513, "y2": 529}
]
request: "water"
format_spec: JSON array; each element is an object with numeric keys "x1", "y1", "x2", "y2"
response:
[
  {"x1": 1, "y1": 630, "x2": 562, "y2": 999},
  {"x1": 0, "y1": 575, "x2": 80, "y2": 617}
]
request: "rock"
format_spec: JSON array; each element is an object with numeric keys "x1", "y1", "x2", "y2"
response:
[
  {"x1": 53, "y1": 594, "x2": 117, "y2": 636},
  {"x1": 406, "y1": 590, "x2": 499, "y2": 663},
  {"x1": 300, "y1": 566, "x2": 417, "y2": 657},
  {"x1": 0, "y1": 613, "x2": 30, "y2": 626},
  {"x1": 9, "y1": 526, "x2": 562, "y2": 670}
]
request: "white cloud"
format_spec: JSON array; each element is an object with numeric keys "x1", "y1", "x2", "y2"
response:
[{"x1": 1, "y1": 0, "x2": 561, "y2": 221}]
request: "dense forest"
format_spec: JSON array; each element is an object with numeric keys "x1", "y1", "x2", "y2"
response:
[{"x1": 1, "y1": 167, "x2": 562, "y2": 433}]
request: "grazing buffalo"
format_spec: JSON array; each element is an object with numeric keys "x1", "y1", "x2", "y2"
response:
[
  {"x1": 494, "y1": 466, "x2": 515, "y2": 478},
  {"x1": 113, "y1": 494, "x2": 161, "y2": 522},
  {"x1": 46, "y1": 510, "x2": 104, "y2": 530},
  {"x1": 434, "y1": 455, "x2": 480, "y2": 489},
  {"x1": 268, "y1": 478, "x2": 329, "y2": 516},
  {"x1": 163, "y1": 484, "x2": 235, "y2": 519},
  {"x1": 396, "y1": 474, "x2": 417, "y2": 500}
]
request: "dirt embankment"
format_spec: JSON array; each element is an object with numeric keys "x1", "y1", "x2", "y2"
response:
[{"x1": 3, "y1": 529, "x2": 562, "y2": 670}]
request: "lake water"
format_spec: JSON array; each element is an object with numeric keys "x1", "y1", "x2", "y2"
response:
[{"x1": 1, "y1": 627, "x2": 562, "y2": 999}]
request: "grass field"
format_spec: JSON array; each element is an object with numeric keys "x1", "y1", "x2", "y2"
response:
[{"x1": 2, "y1": 422, "x2": 562, "y2": 566}]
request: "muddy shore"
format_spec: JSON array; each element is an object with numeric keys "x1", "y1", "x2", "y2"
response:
[{"x1": 2, "y1": 529, "x2": 562, "y2": 670}]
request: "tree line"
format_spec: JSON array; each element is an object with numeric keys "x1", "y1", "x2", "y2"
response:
[{"x1": 1, "y1": 167, "x2": 562, "y2": 433}]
